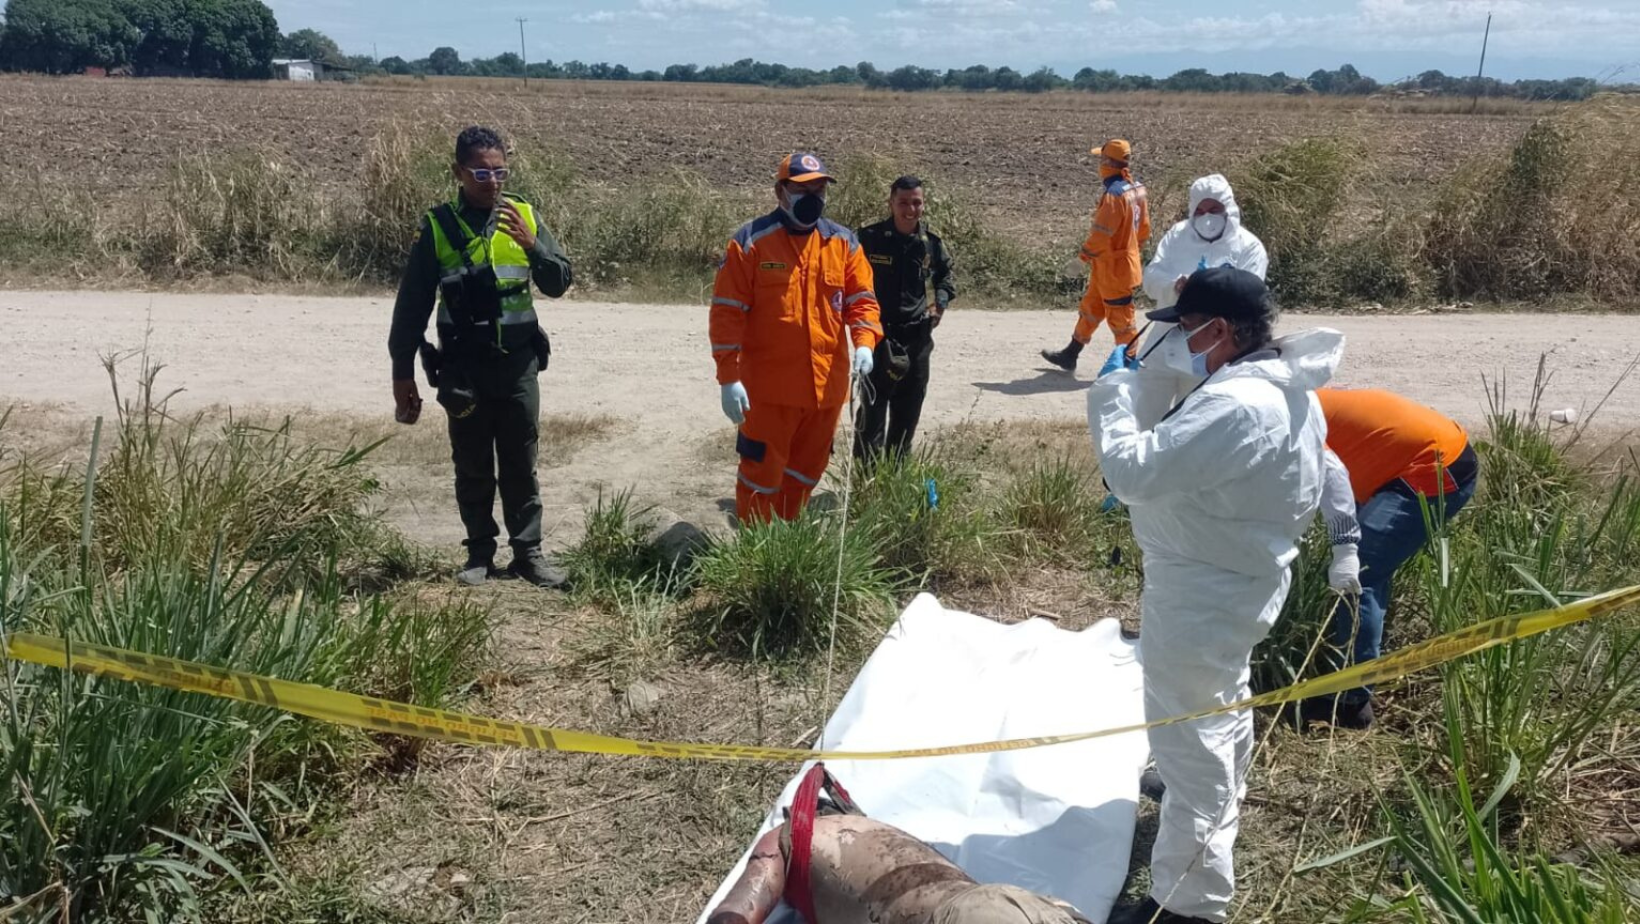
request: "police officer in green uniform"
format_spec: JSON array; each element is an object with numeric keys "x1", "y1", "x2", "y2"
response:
[
  {"x1": 853, "y1": 176, "x2": 956, "y2": 461},
  {"x1": 389, "y1": 126, "x2": 573, "y2": 587}
]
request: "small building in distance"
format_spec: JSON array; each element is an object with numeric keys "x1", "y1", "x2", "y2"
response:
[{"x1": 271, "y1": 59, "x2": 323, "y2": 82}]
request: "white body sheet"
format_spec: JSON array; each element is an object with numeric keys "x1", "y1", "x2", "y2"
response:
[{"x1": 696, "y1": 593, "x2": 1149, "y2": 924}]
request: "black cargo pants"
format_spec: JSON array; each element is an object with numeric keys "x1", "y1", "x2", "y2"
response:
[
  {"x1": 444, "y1": 346, "x2": 542, "y2": 563},
  {"x1": 852, "y1": 321, "x2": 935, "y2": 461}
]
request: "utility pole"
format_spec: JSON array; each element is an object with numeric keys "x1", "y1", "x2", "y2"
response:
[
  {"x1": 1471, "y1": 12, "x2": 1492, "y2": 113},
  {"x1": 517, "y1": 17, "x2": 529, "y2": 88}
]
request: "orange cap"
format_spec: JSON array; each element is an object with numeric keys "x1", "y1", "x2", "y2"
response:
[
  {"x1": 1092, "y1": 139, "x2": 1132, "y2": 163},
  {"x1": 775, "y1": 151, "x2": 833, "y2": 184}
]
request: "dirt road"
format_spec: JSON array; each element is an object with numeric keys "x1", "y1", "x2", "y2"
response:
[{"x1": 5, "y1": 290, "x2": 1637, "y2": 550}]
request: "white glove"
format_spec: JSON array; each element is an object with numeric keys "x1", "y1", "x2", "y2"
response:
[
  {"x1": 852, "y1": 345, "x2": 874, "y2": 377},
  {"x1": 720, "y1": 382, "x2": 750, "y2": 425},
  {"x1": 1328, "y1": 543, "x2": 1362, "y2": 594}
]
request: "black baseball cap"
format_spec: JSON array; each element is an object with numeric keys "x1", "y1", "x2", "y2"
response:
[{"x1": 1146, "y1": 266, "x2": 1271, "y2": 324}]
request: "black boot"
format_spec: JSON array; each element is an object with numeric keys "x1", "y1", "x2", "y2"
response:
[
  {"x1": 1300, "y1": 696, "x2": 1375, "y2": 731},
  {"x1": 1041, "y1": 339, "x2": 1084, "y2": 371},
  {"x1": 1139, "y1": 767, "x2": 1166, "y2": 802},
  {"x1": 508, "y1": 548, "x2": 569, "y2": 589},
  {"x1": 455, "y1": 554, "x2": 497, "y2": 587}
]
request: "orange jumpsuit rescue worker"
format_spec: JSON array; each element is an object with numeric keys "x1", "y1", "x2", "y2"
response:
[
  {"x1": 710, "y1": 152, "x2": 884, "y2": 522},
  {"x1": 1042, "y1": 139, "x2": 1150, "y2": 372}
]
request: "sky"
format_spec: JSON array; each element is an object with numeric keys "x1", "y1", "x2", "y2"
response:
[{"x1": 266, "y1": 0, "x2": 1640, "y2": 83}]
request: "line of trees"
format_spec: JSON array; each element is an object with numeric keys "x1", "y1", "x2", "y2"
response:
[
  {"x1": 0, "y1": 9, "x2": 1609, "y2": 102},
  {"x1": 0, "y1": 0, "x2": 279, "y2": 77},
  {"x1": 370, "y1": 49, "x2": 1604, "y2": 102}
]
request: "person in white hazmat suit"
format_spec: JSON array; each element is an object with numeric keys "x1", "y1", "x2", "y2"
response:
[
  {"x1": 1091, "y1": 267, "x2": 1343, "y2": 924},
  {"x1": 1116, "y1": 174, "x2": 1269, "y2": 430}
]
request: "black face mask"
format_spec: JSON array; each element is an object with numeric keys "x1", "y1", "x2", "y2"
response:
[{"x1": 785, "y1": 192, "x2": 826, "y2": 229}]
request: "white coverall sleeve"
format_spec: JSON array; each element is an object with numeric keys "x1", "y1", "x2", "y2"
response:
[
  {"x1": 1239, "y1": 235, "x2": 1270, "y2": 280},
  {"x1": 1142, "y1": 225, "x2": 1186, "y2": 307},
  {"x1": 1089, "y1": 373, "x2": 1271, "y2": 505},
  {"x1": 1320, "y1": 447, "x2": 1361, "y2": 545}
]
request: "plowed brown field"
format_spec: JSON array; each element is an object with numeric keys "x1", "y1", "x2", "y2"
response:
[{"x1": 0, "y1": 75, "x2": 1541, "y2": 232}]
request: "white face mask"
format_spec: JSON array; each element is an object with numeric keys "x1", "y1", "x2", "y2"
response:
[
  {"x1": 1193, "y1": 211, "x2": 1227, "y2": 241},
  {"x1": 1156, "y1": 319, "x2": 1222, "y2": 379}
]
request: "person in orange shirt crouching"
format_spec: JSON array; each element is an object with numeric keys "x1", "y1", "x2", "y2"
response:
[
  {"x1": 1305, "y1": 388, "x2": 1480, "y2": 730},
  {"x1": 709, "y1": 152, "x2": 884, "y2": 523}
]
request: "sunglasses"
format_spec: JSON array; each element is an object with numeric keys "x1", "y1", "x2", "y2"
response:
[{"x1": 463, "y1": 167, "x2": 511, "y2": 183}]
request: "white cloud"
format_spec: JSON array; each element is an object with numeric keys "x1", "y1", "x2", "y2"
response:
[
  {"x1": 1089, "y1": 0, "x2": 1117, "y2": 12},
  {"x1": 637, "y1": 0, "x2": 763, "y2": 10}
]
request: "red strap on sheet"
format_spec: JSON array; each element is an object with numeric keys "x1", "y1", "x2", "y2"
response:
[
  {"x1": 783, "y1": 763, "x2": 863, "y2": 923},
  {"x1": 784, "y1": 763, "x2": 826, "y2": 924}
]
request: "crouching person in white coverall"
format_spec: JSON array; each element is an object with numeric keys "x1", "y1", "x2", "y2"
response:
[{"x1": 1091, "y1": 267, "x2": 1343, "y2": 924}]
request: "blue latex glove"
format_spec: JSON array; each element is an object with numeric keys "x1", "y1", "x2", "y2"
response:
[
  {"x1": 1100, "y1": 493, "x2": 1123, "y2": 513},
  {"x1": 720, "y1": 382, "x2": 750, "y2": 425},
  {"x1": 852, "y1": 345, "x2": 875, "y2": 377},
  {"x1": 1097, "y1": 344, "x2": 1139, "y2": 378}
]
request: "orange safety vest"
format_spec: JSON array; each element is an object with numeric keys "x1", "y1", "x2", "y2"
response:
[
  {"x1": 1319, "y1": 388, "x2": 1471, "y2": 503},
  {"x1": 709, "y1": 212, "x2": 883, "y2": 409}
]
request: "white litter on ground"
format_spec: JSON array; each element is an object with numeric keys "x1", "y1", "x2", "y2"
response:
[{"x1": 696, "y1": 593, "x2": 1149, "y2": 924}]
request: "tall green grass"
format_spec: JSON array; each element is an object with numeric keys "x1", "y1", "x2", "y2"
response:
[
  {"x1": 1365, "y1": 702, "x2": 1637, "y2": 923},
  {"x1": 0, "y1": 370, "x2": 491, "y2": 921},
  {"x1": 690, "y1": 510, "x2": 901, "y2": 659},
  {"x1": 849, "y1": 448, "x2": 1006, "y2": 585}
]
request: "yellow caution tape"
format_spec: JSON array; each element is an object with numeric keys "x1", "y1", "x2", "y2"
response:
[{"x1": 6, "y1": 584, "x2": 1639, "y2": 762}]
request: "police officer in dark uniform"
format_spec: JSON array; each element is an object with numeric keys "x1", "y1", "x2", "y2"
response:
[
  {"x1": 388, "y1": 126, "x2": 573, "y2": 587},
  {"x1": 853, "y1": 176, "x2": 957, "y2": 461}
]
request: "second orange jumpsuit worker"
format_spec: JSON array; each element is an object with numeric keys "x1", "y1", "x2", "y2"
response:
[
  {"x1": 1042, "y1": 138, "x2": 1151, "y2": 372},
  {"x1": 710, "y1": 152, "x2": 883, "y2": 522}
]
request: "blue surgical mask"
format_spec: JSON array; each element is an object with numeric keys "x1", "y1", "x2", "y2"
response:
[{"x1": 1157, "y1": 319, "x2": 1221, "y2": 379}]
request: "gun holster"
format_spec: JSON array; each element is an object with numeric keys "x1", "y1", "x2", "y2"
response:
[
  {"x1": 435, "y1": 364, "x2": 479, "y2": 419},
  {"x1": 418, "y1": 340, "x2": 442, "y2": 388},
  {"x1": 531, "y1": 324, "x2": 551, "y2": 374},
  {"x1": 884, "y1": 338, "x2": 911, "y2": 382}
]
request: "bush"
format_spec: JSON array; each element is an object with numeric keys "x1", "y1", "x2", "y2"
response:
[
  {"x1": 141, "y1": 151, "x2": 325, "y2": 280},
  {"x1": 9, "y1": 357, "x2": 385, "y2": 580},
  {"x1": 689, "y1": 510, "x2": 901, "y2": 659},
  {"x1": 1425, "y1": 97, "x2": 1640, "y2": 302},
  {"x1": 1229, "y1": 137, "x2": 1364, "y2": 307},
  {"x1": 562, "y1": 487, "x2": 670, "y2": 601},
  {"x1": 850, "y1": 449, "x2": 1006, "y2": 585},
  {"x1": 827, "y1": 153, "x2": 1064, "y2": 302},
  {"x1": 1002, "y1": 456, "x2": 1106, "y2": 563},
  {"x1": 0, "y1": 367, "x2": 491, "y2": 922}
]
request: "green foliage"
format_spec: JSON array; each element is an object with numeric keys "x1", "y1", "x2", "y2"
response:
[
  {"x1": 0, "y1": 373, "x2": 489, "y2": 921},
  {"x1": 690, "y1": 510, "x2": 901, "y2": 660},
  {"x1": 1230, "y1": 137, "x2": 1365, "y2": 306},
  {"x1": 1369, "y1": 706, "x2": 1637, "y2": 923},
  {"x1": 9, "y1": 357, "x2": 384, "y2": 580},
  {"x1": 850, "y1": 449, "x2": 1006, "y2": 585},
  {"x1": 563, "y1": 488, "x2": 669, "y2": 602},
  {"x1": 0, "y1": 0, "x2": 140, "y2": 73},
  {"x1": 1002, "y1": 456, "x2": 1108, "y2": 562},
  {"x1": 0, "y1": 0, "x2": 278, "y2": 77},
  {"x1": 278, "y1": 26, "x2": 340, "y2": 64}
]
